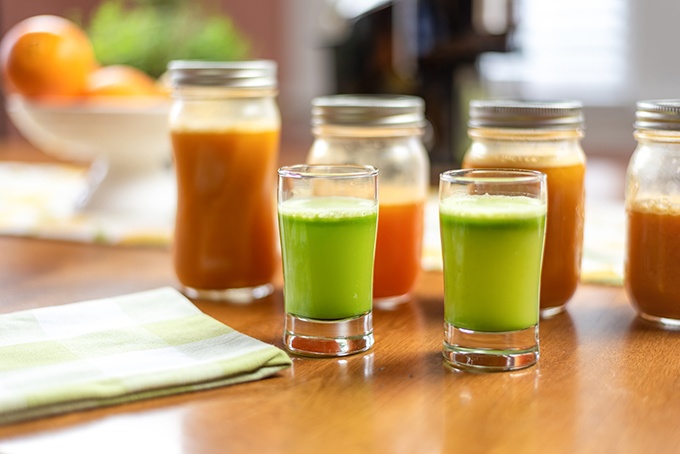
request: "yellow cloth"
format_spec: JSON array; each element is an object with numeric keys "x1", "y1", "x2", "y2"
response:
[{"x1": 0, "y1": 162, "x2": 173, "y2": 246}]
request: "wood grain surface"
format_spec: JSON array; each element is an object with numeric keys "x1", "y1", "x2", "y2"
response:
[{"x1": 0, "y1": 236, "x2": 679, "y2": 453}]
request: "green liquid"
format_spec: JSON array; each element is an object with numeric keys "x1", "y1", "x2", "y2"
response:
[
  {"x1": 279, "y1": 197, "x2": 377, "y2": 320},
  {"x1": 440, "y1": 194, "x2": 546, "y2": 332}
]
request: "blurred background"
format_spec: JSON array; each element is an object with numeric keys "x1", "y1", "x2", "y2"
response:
[{"x1": 1, "y1": 0, "x2": 678, "y2": 174}]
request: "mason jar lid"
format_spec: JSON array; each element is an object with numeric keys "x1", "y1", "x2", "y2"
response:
[
  {"x1": 468, "y1": 99, "x2": 584, "y2": 129},
  {"x1": 312, "y1": 94, "x2": 425, "y2": 129},
  {"x1": 167, "y1": 60, "x2": 277, "y2": 89},
  {"x1": 635, "y1": 100, "x2": 680, "y2": 131}
]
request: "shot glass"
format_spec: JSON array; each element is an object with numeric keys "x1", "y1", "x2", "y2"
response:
[
  {"x1": 278, "y1": 164, "x2": 379, "y2": 356},
  {"x1": 439, "y1": 169, "x2": 547, "y2": 371}
]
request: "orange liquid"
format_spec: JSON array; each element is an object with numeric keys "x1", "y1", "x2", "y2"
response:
[
  {"x1": 373, "y1": 200, "x2": 424, "y2": 300},
  {"x1": 626, "y1": 204, "x2": 680, "y2": 320},
  {"x1": 463, "y1": 157, "x2": 585, "y2": 310},
  {"x1": 171, "y1": 128, "x2": 279, "y2": 291}
]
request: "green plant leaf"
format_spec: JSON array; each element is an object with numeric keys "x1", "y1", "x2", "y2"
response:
[{"x1": 83, "y1": 0, "x2": 251, "y2": 79}]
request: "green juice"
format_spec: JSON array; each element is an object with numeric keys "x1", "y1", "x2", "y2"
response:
[
  {"x1": 439, "y1": 194, "x2": 546, "y2": 332},
  {"x1": 279, "y1": 197, "x2": 378, "y2": 320}
]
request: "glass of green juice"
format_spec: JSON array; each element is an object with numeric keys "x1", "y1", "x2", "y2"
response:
[
  {"x1": 278, "y1": 164, "x2": 378, "y2": 356},
  {"x1": 439, "y1": 169, "x2": 547, "y2": 371}
]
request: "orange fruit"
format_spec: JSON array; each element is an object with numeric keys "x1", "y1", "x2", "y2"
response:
[
  {"x1": 85, "y1": 64, "x2": 164, "y2": 98},
  {"x1": 0, "y1": 15, "x2": 97, "y2": 99}
]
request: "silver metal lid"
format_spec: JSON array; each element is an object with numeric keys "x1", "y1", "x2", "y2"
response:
[
  {"x1": 312, "y1": 95, "x2": 425, "y2": 128},
  {"x1": 635, "y1": 100, "x2": 680, "y2": 131},
  {"x1": 167, "y1": 60, "x2": 277, "y2": 88},
  {"x1": 468, "y1": 99, "x2": 584, "y2": 129}
]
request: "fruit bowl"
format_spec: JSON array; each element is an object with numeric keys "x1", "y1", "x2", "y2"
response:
[
  {"x1": 6, "y1": 94, "x2": 171, "y2": 173},
  {"x1": 5, "y1": 94, "x2": 174, "y2": 213}
]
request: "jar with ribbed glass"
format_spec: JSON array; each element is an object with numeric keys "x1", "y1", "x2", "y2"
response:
[
  {"x1": 462, "y1": 100, "x2": 586, "y2": 317},
  {"x1": 625, "y1": 100, "x2": 680, "y2": 326},
  {"x1": 168, "y1": 60, "x2": 280, "y2": 303},
  {"x1": 306, "y1": 95, "x2": 430, "y2": 307}
]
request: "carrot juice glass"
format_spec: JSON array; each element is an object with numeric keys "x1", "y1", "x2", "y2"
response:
[
  {"x1": 306, "y1": 95, "x2": 429, "y2": 308},
  {"x1": 440, "y1": 169, "x2": 547, "y2": 371},
  {"x1": 278, "y1": 164, "x2": 378, "y2": 357},
  {"x1": 168, "y1": 60, "x2": 280, "y2": 302}
]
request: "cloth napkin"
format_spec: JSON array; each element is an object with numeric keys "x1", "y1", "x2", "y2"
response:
[
  {"x1": 0, "y1": 287, "x2": 291, "y2": 425},
  {"x1": 0, "y1": 161, "x2": 173, "y2": 246},
  {"x1": 0, "y1": 161, "x2": 93, "y2": 225}
]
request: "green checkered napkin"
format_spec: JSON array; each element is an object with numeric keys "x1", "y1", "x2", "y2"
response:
[{"x1": 0, "y1": 287, "x2": 291, "y2": 424}]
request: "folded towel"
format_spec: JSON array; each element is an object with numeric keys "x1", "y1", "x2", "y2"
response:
[{"x1": 0, "y1": 287, "x2": 291, "y2": 425}]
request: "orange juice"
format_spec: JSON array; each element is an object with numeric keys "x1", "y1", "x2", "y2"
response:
[
  {"x1": 171, "y1": 128, "x2": 279, "y2": 293},
  {"x1": 626, "y1": 202, "x2": 680, "y2": 321},
  {"x1": 463, "y1": 156, "x2": 585, "y2": 312},
  {"x1": 373, "y1": 200, "x2": 425, "y2": 300}
]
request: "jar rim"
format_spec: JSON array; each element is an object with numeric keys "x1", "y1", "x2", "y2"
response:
[
  {"x1": 635, "y1": 99, "x2": 680, "y2": 131},
  {"x1": 167, "y1": 60, "x2": 277, "y2": 89},
  {"x1": 311, "y1": 94, "x2": 425, "y2": 129},
  {"x1": 468, "y1": 99, "x2": 584, "y2": 130}
]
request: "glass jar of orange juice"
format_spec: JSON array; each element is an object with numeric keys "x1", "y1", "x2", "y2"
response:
[
  {"x1": 168, "y1": 60, "x2": 280, "y2": 302},
  {"x1": 462, "y1": 100, "x2": 586, "y2": 317},
  {"x1": 625, "y1": 100, "x2": 680, "y2": 326},
  {"x1": 307, "y1": 95, "x2": 430, "y2": 308}
]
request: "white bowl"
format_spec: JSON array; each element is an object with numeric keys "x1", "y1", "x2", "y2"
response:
[{"x1": 6, "y1": 94, "x2": 172, "y2": 174}]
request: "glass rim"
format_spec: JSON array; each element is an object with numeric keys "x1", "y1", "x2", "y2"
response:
[
  {"x1": 278, "y1": 164, "x2": 378, "y2": 179},
  {"x1": 440, "y1": 168, "x2": 546, "y2": 184}
]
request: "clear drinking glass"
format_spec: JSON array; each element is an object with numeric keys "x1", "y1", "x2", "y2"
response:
[
  {"x1": 439, "y1": 169, "x2": 547, "y2": 371},
  {"x1": 278, "y1": 164, "x2": 379, "y2": 357}
]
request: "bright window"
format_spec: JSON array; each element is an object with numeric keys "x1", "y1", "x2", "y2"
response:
[{"x1": 480, "y1": 0, "x2": 629, "y2": 105}]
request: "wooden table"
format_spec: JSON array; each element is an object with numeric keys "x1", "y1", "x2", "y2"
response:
[
  {"x1": 1, "y1": 145, "x2": 679, "y2": 453},
  {"x1": 0, "y1": 238, "x2": 680, "y2": 453}
]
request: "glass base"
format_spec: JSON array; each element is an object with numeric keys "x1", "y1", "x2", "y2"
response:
[
  {"x1": 284, "y1": 312, "x2": 374, "y2": 357},
  {"x1": 540, "y1": 304, "x2": 566, "y2": 318},
  {"x1": 373, "y1": 293, "x2": 411, "y2": 310},
  {"x1": 638, "y1": 312, "x2": 680, "y2": 328},
  {"x1": 182, "y1": 283, "x2": 273, "y2": 304},
  {"x1": 443, "y1": 322, "x2": 539, "y2": 372}
]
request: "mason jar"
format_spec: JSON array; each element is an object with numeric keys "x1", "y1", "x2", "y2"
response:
[
  {"x1": 462, "y1": 99, "x2": 586, "y2": 317},
  {"x1": 625, "y1": 99, "x2": 680, "y2": 326},
  {"x1": 306, "y1": 94, "x2": 430, "y2": 307},
  {"x1": 168, "y1": 60, "x2": 280, "y2": 302}
]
